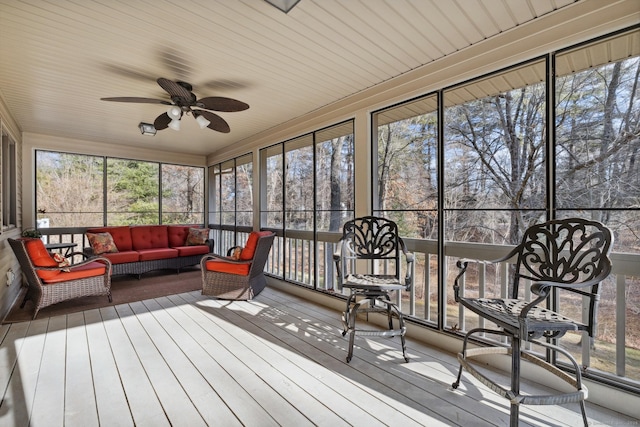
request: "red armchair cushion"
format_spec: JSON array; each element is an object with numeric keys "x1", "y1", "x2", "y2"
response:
[
  {"x1": 240, "y1": 231, "x2": 273, "y2": 260},
  {"x1": 131, "y1": 225, "x2": 169, "y2": 250},
  {"x1": 42, "y1": 261, "x2": 107, "y2": 284},
  {"x1": 87, "y1": 226, "x2": 132, "y2": 251},
  {"x1": 205, "y1": 259, "x2": 251, "y2": 276},
  {"x1": 22, "y1": 238, "x2": 60, "y2": 280}
]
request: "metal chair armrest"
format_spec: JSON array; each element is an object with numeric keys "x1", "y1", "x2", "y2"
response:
[
  {"x1": 453, "y1": 260, "x2": 469, "y2": 302},
  {"x1": 489, "y1": 245, "x2": 521, "y2": 264},
  {"x1": 530, "y1": 267, "x2": 610, "y2": 299},
  {"x1": 333, "y1": 239, "x2": 345, "y2": 288}
]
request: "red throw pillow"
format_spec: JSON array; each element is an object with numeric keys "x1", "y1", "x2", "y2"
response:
[
  {"x1": 86, "y1": 232, "x2": 119, "y2": 254},
  {"x1": 186, "y1": 228, "x2": 209, "y2": 246}
]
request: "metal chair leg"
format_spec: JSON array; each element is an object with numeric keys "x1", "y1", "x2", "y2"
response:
[
  {"x1": 452, "y1": 329, "x2": 474, "y2": 389},
  {"x1": 346, "y1": 300, "x2": 362, "y2": 363},
  {"x1": 509, "y1": 337, "x2": 521, "y2": 427},
  {"x1": 396, "y1": 310, "x2": 409, "y2": 362}
]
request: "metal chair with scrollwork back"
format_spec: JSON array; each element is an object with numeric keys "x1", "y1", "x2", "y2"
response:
[
  {"x1": 451, "y1": 218, "x2": 613, "y2": 427},
  {"x1": 334, "y1": 216, "x2": 414, "y2": 363}
]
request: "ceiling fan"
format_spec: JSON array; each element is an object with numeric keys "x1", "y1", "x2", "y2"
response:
[{"x1": 101, "y1": 78, "x2": 249, "y2": 133}]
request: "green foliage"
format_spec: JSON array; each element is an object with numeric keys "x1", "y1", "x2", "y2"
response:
[
  {"x1": 109, "y1": 159, "x2": 159, "y2": 200},
  {"x1": 21, "y1": 228, "x2": 42, "y2": 238}
]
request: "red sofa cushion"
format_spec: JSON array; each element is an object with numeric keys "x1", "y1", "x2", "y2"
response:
[
  {"x1": 42, "y1": 261, "x2": 107, "y2": 284},
  {"x1": 168, "y1": 226, "x2": 189, "y2": 247},
  {"x1": 22, "y1": 238, "x2": 60, "y2": 280},
  {"x1": 240, "y1": 231, "x2": 273, "y2": 260},
  {"x1": 100, "y1": 251, "x2": 140, "y2": 264},
  {"x1": 87, "y1": 226, "x2": 133, "y2": 251},
  {"x1": 173, "y1": 245, "x2": 210, "y2": 257},
  {"x1": 131, "y1": 225, "x2": 169, "y2": 250},
  {"x1": 137, "y1": 248, "x2": 178, "y2": 261},
  {"x1": 205, "y1": 259, "x2": 250, "y2": 276}
]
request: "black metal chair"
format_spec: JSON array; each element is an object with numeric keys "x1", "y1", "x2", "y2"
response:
[
  {"x1": 451, "y1": 218, "x2": 613, "y2": 426},
  {"x1": 334, "y1": 216, "x2": 414, "y2": 363}
]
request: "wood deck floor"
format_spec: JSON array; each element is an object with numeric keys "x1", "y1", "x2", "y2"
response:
[{"x1": 0, "y1": 287, "x2": 633, "y2": 427}]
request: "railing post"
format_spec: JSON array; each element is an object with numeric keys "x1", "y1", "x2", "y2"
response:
[
  {"x1": 616, "y1": 273, "x2": 626, "y2": 377},
  {"x1": 425, "y1": 254, "x2": 431, "y2": 322},
  {"x1": 458, "y1": 267, "x2": 465, "y2": 331}
]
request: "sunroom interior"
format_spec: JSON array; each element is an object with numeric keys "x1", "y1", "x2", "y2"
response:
[{"x1": 0, "y1": 0, "x2": 639, "y2": 424}]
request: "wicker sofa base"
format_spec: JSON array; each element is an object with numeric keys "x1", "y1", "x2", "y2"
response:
[{"x1": 111, "y1": 254, "x2": 206, "y2": 278}]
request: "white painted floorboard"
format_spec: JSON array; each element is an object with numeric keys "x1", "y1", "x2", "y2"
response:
[{"x1": 0, "y1": 286, "x2": 634, "y2": 427}]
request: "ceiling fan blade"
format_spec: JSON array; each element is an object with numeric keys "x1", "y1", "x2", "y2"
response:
[
  {"x1": 102, "y1": 63, "x2": 156, "y2": 82},
  {"x1": 154, "y1": 113, "x2": 171, "y2": 130},
  {"x1": 101, "y1": 97, "x2": 171, "y2": 104},
  {"x1": 198, "y1": 110, "x2": 231, "y2": 133},
  {"x1": 197, "y1": 96, "x2": 249, "y2": 112},
  {"x1": 157, "y1": 77, "x2": 193, "y2": 99}
]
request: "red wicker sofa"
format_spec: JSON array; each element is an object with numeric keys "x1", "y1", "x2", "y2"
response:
[{"x1": 84, "y1": 225, "x2": 213, "y2": 278}]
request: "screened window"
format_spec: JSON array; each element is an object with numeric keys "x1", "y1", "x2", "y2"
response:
[
  {"x1": 555, "y1": 29, "x2": 640, "y2": 253},
  {"x1": 161, "y1": 163, "x2": 204, "y2": 224},
  {"x1": 36, "y1": 151, "x2": 104, "y2": 227},
  {"x1": 285, "y1": 135, "x2": 314, "y2": 230},
  {"x1": 208, "y1": 153, "x2": 253, "y2": 228},
  {"x1": 316, "y1": 122, "x2": 355, "y2": 232},
  {"x1": 220, "y1": 159, "x2": 236, "y2": 226},
  {"x1": 107, "y1": 158, "x2": 160, "y2": 225},
  {"x1": 373, "y1": 95, "x2": 439, "y2": 320},
  {"x1": 235, "y1": 154, "x2": 254, "y2": 227},
  {"x1": 444, "y1": 59, "x2": 547, "y2": 245},
  {"x1": 555, "y1": 29, "x2": 640, "y2": 379},
  {"x1": 374, "y1": 94, "x2": 439, "y2": 239},
  {"x1": 259, "y1": 120, "x2": 354, "y2": 288},
  {"x1": 261, "y1": 145, "x2": 284, "y2": 229},
  {"x1": 35, "y1": 150, "x2": 204, "y2": 227}
]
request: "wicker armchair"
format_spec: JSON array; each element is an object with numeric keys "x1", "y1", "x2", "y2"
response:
[
  {"x1": 9, "y1": 238, "x2": 112, "y2": 319},
  {"x1": 201, "y1": 231, "x2": 275, "y2": 300},
  {"x1": 451, "y1": 218, "x2": 613, "y2": 427}
]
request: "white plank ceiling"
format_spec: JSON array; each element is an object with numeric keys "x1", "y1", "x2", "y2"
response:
[{"x1": 0, "y1": 0, "x2": 577, "y2": 157}]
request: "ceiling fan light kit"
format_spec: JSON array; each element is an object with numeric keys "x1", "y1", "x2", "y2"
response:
[
  {"x1": 138, "y1": 122, "x2": 156, "y2": 136},
  {"x1": 195, "y1": 113, "x2": 211, "y2": 129},
  {"x1": 101, "y1": 77, "x2": 249, "y2": 134},
  {"x1": 168, "y1": 118, "x2": 181, "y2": 131},
  {"x1": 167, "y1": 105, "x2": 182, "y2": 120}
]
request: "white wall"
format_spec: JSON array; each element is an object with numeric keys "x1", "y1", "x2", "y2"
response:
[{"x1": 0, "y1": 96, "x2": 23, "y2": 318}]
